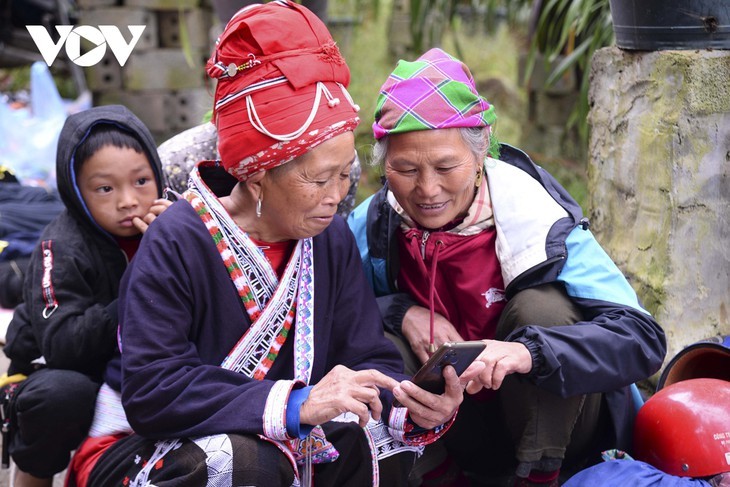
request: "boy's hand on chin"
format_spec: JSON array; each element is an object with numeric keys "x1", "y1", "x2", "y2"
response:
[{"x1": 133, "y1": 199, "x2": 173, "y2": 233}]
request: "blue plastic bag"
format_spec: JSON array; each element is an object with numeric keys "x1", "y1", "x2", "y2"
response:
[{"x1": 0, "y1": 62, "x2": 69, "y2": 188}]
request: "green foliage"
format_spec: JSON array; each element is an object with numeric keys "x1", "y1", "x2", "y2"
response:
[
  {"x1": 398, "y1": 0, "x2": 614, "y2": 143},
  {"x1": 327, "y1": 0, "x2": 589, "y2": 208},
  {"x1": 0, "y1": 67, "x2": 31, "y2": 93},
  {"x1": 0, "y1": 65, "x2": 77, "y2": 99},
  {"x1": 178, "y1": 7, "x2": 196, "y2": 69},
  {"x1": 397, "y1": 0, "x2": 533, "y2": 59},
  {"x1": 525, "y1": 0, "x2": 614, "y2": 141},
  {"x1": 408, "y1": 0, "x2": 456, "y2": 55},
  {"x1": 342, "y1": 3, "x2": 536, "y2": 203}
]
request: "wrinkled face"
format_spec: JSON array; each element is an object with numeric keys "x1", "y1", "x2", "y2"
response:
[
  {"x1": 77, "y1": 145, "x2": 158, "y2": 237},
  {"x1": 258, "y1": 131, "x2": 355, "y2": 241},
  {"x1": 385, "y1": 128, "x2": 480, "y2": 230}
]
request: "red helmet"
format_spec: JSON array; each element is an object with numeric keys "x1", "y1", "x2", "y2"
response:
[
  {"x1": 657, "y1": 335, "x2": 730, "y2": 389},
  {"x1": 634, "y1": 378, "x2": 730, "y2": 477}
]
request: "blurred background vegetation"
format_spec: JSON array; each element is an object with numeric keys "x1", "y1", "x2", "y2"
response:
[
  {"x1": 1, "y1": 0, "x2": 618, "y2": 210},
  {"x1": 344, "y1": 16, "x2": 531, "y2": 203},
  {"x1": 331, "y1": 0, "x2": 615, "y2": 209}
]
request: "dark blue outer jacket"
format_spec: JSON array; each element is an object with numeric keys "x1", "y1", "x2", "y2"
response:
[
  {"x1": 347, "y1": 144, "x2": 667, "y2": 450},
  {"x1": 118, "y1": 196, "x2": 406, "y2": 439}
]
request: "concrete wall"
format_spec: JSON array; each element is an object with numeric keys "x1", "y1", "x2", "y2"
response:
[
  {"x1": 587, "y1": 46, "x2": 730, "y2": 378},
  {"x1": 79, "y1": 0, "x2": 214, "y2": 142}
]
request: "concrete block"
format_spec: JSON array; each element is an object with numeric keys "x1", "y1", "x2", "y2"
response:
[
  {"x1": 168, "y1": 87, "x2": 214, "y2": 131},
  {"x1": 123, "y1": 48, "x2": 206, "y2": 90},
  {"x1": 79, "y1": 7, "x2": 158, "y2": 52},
  {"x1": 94, "y1": 91, "x2": 125, "y2": 111},
  {"x1": 96, "y1": 91, "x2": 171, "y2": 133},
  {"x1": 83, "y1": 49, "x2": 123, "y2": 91},
  {"x1": 158, "y1": 9, "x2": 213, "y2": 50},
  {"x1": 125, "y1": 0, "x2": 199, "y2": 11},
  {"x1": 96, "y1": 88, "x2": 213, "y2": 135}
]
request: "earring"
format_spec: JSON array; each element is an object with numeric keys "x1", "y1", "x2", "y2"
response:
[
  {"x1": 256, "y1": 196, "x2": 262, "y2": 218},
  {"x1": 475, "y1": 168, "x2": 483, "y2": 188}
]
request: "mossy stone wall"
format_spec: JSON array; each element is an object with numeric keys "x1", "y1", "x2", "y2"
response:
[{"x1": 587, "y1": 47, "x2": 730, "y2": 376}]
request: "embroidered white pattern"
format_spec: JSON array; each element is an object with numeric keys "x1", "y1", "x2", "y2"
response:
[
  {"x1": 192, "y1": 435, "x2": 233, "y2": 487},
  {"x1": 482, "y1": 287, "x2": 506, "y2": 308},
  {"x1": 130, "y1": 439, "x2": 182, "y2": 487},
  {"x1": 263, "y1": 380, "x2": 296, "y2": 440}
]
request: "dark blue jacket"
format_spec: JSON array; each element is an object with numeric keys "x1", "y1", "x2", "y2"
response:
[
  {"x1": 117, "y1": 196, "x2": 407, "y2": 439},
  {"x1": 347, "y1": 144, "x2": 667, "y2": 450}
]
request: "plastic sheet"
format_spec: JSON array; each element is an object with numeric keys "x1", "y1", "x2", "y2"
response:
[{"x1": 0, "y1": 62, "x2": 91, "y2": 188}]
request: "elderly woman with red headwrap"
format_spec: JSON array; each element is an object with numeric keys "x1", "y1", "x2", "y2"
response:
[
  {"x1": 347, "y1": 49, "x2": 667, "y2": 486},
  {"x1": 63, "y1": 3, "x2": 468, "y2": 487}
]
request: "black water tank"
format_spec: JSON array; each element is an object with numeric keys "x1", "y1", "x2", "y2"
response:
[{"x1": 610, "y1": 0, "x2": 730, "y2": 50}]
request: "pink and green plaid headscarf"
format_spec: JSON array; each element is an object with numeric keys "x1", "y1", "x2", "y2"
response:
[{"x1": 373, "y1": 48, "x2": 497, "y2": 141}]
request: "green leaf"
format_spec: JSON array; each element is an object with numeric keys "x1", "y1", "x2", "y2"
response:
[
  {"x1": 178, "y1": 6, "x2": 195, "y2": 69},
  {"x1": 545, "y1": 40, "x2": 589, "y2": 86}
]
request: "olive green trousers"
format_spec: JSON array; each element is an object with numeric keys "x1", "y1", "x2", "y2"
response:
[{"x1": 387, "y1": 282, "x2": 611, "y2": 482}]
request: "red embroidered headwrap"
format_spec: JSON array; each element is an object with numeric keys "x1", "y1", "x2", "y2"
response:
[{"x1": 207, "y1": 0, "x2": 360, "y2": 181}]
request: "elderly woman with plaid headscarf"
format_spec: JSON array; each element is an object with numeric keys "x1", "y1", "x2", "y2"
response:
[
  {"x1": 63, "y1": 4, "x2": 469, "y2": 487},
  {"x1": 347, "y1": 49, "x2": 667, "y2": 486}
]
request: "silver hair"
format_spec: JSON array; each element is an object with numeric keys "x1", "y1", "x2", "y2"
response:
[{"x1": 369, "y1": 127, "x2": 490, "y2": 167}]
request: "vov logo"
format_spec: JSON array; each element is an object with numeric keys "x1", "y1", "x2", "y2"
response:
[{"x1": 26, "y1": 25, "x2": 146, "y2": 67}]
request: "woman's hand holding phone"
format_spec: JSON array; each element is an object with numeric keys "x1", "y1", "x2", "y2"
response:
[
  {"x1": 393, "y1": 342, "x2": 486, "y2": 401},
  {"x1": 391, "y1": 341, "x2": 487, "y2": 429},
  {"x1": 464, "y1": 339, "x2": 532, "y2": 394},
  {"x1": 393, "y1": 365, "x2": 464, "y2": 429}
]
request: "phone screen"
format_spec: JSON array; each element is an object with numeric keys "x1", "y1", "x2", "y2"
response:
[{"x1": 393, "y1": 341, "x2": 485, "y2": 407}]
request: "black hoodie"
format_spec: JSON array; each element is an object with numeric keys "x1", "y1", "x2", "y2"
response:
[{"x1": 3, "y1": 105, "x2": 164, "y2": 378}]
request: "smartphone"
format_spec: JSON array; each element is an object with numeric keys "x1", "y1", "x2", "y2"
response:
[{"x1": 393, "y1": 341, "x2": 486, "y2": 407}]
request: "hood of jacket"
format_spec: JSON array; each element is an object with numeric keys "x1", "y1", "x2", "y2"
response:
[
  {"x1": 55, "y1": 104, "x2": 164, "y2": 238},
  {"x1": 353, "y1": 143, "x2": 585, "y2": 296}
]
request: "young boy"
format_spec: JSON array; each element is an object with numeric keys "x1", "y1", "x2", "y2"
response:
[{"x1": 1, "y1": 105, "x2": 170, "y2": 487}]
